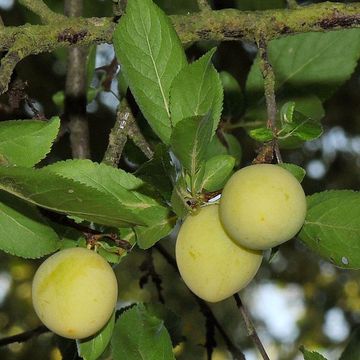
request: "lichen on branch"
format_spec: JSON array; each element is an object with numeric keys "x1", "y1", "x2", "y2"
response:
[{"x1": 0, "y1": 2, "x2": 359, "y2": 94}]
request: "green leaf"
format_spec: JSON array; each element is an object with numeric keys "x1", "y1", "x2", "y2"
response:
[
  {"x1": 170, "y1": 48, "x2": 223, "y2": 135},
  {"x1": 280, "y1": 101, "x2": 296, "y2": 124},
  {"x1": 191, "y1": 165, "x2": 206, "y2": 194},
  {"x1": 278, "y1": 110, "x2": 323, "y2": 148},
  {"x1": 0, "y1": 117, "x2": 60, "y2": 167},
  {"x1": 299, "y1": 191, "x2": 360, "y2": 269},
  {"x1": 135, "y1": 144, "x2": 175, "y2": 202},
  {"x1": 46, "y1": 159, "x2": 143, "y2": 190},
  {"x1": 247, "y1": 29, "x2": 360, "y2": 102},
  {"x1": 202, "y1": 155, "x2": 235, "y2": 192},
  {"x1": 171, "y1": 175, "x2": 190, "y2": 219},
  {"x1": 205, "y1": 135, "x2": 228, "y2": 160},
  {"x1": 45, "y1": 160, "x2": 169, "y2": 227},
  {"x1": 77, "y1": 312, "x2": 115, "y2": 360},
  {"x1": 220, "y1": 71, "x2": 243, "y2": 119},
  {"x1": 111, "y1": 303, "x2": 175, "y2": 360},
  {"x1": 113, "y1": 0, "x2": 187, "y2": 144},
  {"x1": 0, "y1": 191, "x2": 59, "y2": 258},
  {"x1": 170, "y1": 113, "x2": 213, "y2": 176},
  {"x1": 97, "y1": 241, "x2": 128, "y2": 264},
  {"x1": 249, "y1": 127, "x2": 274, "y2": 142},
  {"x1": 135, "y1": 211, "x2": 177, "y2": 249},
  {"x1": 340, "y1": 327, "x2": 360, "y2": 360},
  {"x1": 277, "y1": 163, "x2": 306, "y2": 183},
  {"x1": 300, "y1": 346, "x2": 328, "y2": 360},
  {"x1": 0, "y1": 166, "x2": 148, "y2": 228},
  {"x1": 146, "y1": 304, "x2": 183, "y2": 347}
]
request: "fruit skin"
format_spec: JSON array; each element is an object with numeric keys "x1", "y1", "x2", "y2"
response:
[
  {"x1": 176, "y1": 204, "x2": 262, "y2": 302},
  {"x1": 219, "y1": 164, "x2": 307, "y2": 250},
  {"x1": 32, "y1": 247, "x2": 118, "y2": 339}
]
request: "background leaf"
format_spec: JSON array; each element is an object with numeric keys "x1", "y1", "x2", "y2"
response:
[
  {"x1": 0, "y1": 117, "x2": 60, "y2": 167},
  {"x1": 299, "y1": 191, "x2": 360, "y2": 269},
  {"x1": 0, "y1": 191, "x2": 59, "y2": 258},
  {"x1": 220, "y1": 70, "x2": 243, "y2": 119},
  {"x1": 205, "y1": 133, "x2": 242, "y2": 166},
  {"x1": 77, "y1": 312, "x2": 115, "y2": 360},
  {"x1": 300, "y1": 346, "x2": 328, "y2": 360},
  {"x1": 244, "y1": 30, "x2": 360, "y2": 142},
  {"x1": 86, "y1": 45, "x2": 97, "y2": 87},
  {"x1": 170, "y1": 48, "x2": 223, "y2": 134},
  {"x1": 246, "y1": 29, "x2": 360, "y2": 103},
  {"x1": 113, "y1": 0, "x2": 187, "y2": 144},
  {"x1": 339, "y1": 327, "x2": 360, "y2": 360},
  {"x1": 111, "y1": 303, "x2": 175, "y2": 360}
]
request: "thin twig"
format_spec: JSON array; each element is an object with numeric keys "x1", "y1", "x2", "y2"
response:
[
  {"x1": 103, "y1": 98, "x2": 153, "y2": 165},
  {"x1": 102, "y1": 99, "x2": 131, "y2": 166},
  {"x1": 155, "y1": 244, "x2": 246, "y2": 360},
  {"x1": 257, "y1": 38, "x2": 283, "y2": 164},
  {"x1": 234, "y1": 293, "x2": 270, "y2": 360},
  {"x1": 18, "y1": 0, "x2": 65, "y2": 23},
  {"x1": 0, "y1": 47, "x2": 31, "y2": 94},
  {"x1": 127, "y1": 118, "x2": 154, "y2": 160},
  {"x1": 139, "y1": 249, "x2": 165, "y2": 304},
  {"x1": 0, "y1": 326, "x2": 49, "y2": 347},
  {"x1": 113, "y1": 0, "x2": 127, "y2": 17},
  {"x1": 64, "y1": 0, "x2": 90, "y2": 159},
  {"x1": 197, "y1": 0, "x2": 211, "y2": 12}
]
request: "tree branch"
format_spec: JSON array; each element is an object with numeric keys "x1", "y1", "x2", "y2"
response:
[
  {"x1": 0, "y1": 2, "x2": 359, "y2": 94},
  {"x1": 0, "y1": 326, "x2": 49, "y2": 347},
  {"x1": 234, "y1": 293, "x2": 270, "y2": 360},
  {"x1": 257, "y1": 38, "x2": 283, "y2": 164},
  {"x1": 155, "y1": 244, "x2": 246, "y2": 360},
  {"x1": 18, "y1": 0, "x2": 65, "y2": 24},
  {"x1": 64, "y1": 0, "x2": 91, "y2": 159}
]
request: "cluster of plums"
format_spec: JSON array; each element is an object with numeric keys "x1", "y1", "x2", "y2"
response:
[
  {"x1": 31, "y1": 164, "x2": 306, "y2": 340},
  {"x1": 176, "y1": 164, "x2": 307, "y2": 302}
]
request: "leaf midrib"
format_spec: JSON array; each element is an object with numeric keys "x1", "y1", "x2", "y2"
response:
[
  {"x1": 305, "y1": 220, "x2": 360, "y2": 232},
  {"x1": 140, "y1": 14, "x2": 170, "y2": 119}
]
